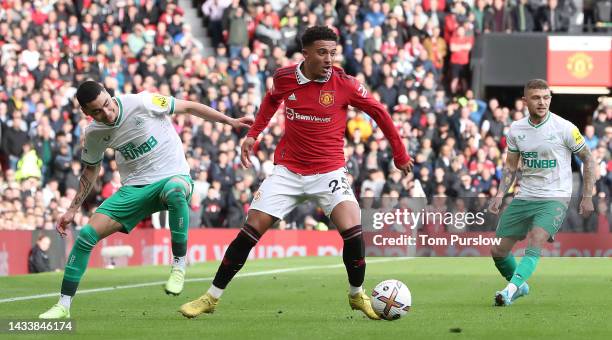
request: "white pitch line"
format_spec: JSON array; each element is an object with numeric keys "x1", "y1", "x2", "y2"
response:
[{"x1": 0, "y1": 257, "x2": 411, "y2": 304}]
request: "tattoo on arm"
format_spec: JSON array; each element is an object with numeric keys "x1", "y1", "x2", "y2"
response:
[
  {"x1": 497, "y1": 153, "x2": 519, "y2": 196},
  {"x1": 498, "y1": 166, "x2": 517, "y2": 196},
  {"x1": 69, "y1": 164, "x2": 99, "y2": 211},
  {"x1": 576, "y1": 147, "x2": 595, "y2": 197}
]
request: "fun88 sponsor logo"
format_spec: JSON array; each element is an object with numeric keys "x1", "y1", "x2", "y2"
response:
[{"x1": 286, "y1": 108, "x2": 331, "y2": 123}]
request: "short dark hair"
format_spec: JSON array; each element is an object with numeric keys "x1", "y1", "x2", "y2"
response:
[
  {"x1": 301, "y1": 26, "x2": 338, "y2": 48},
  {"x1": 524, "y1": 79, "x2": 549, "y2": 96},
  {"x1": 76, "y1": 81, "x2": 104, "y2": 107}
]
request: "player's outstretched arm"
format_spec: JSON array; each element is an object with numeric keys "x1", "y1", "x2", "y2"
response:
[
  {"x1": 488, "y1": 151, "x2": 520, "y2": 215},
  {"x1": 56, "y1": 163, "x2": 101, "y2": 238},
  {"x1": 576, "y1": 146, "x2": 595, "y2": 217},
  {"x1": 173, "y1": 99, "x2": 253, "y2": 130},
  {"x1": 346, "y1": 79, "x2": 412, "y2": 174}
]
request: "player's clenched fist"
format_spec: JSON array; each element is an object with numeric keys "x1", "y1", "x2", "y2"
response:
[{"x1": 241, "y1": 136, "x2": 256, "y2": 168}]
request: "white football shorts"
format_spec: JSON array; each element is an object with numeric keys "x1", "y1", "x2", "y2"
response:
[{"x1": 249, "y1": 165, "x2": 359, "y2": 219}]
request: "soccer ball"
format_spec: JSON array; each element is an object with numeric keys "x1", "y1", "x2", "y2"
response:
[{"x1": 371, "y1": 279, "x2": 411, "y2": 320}]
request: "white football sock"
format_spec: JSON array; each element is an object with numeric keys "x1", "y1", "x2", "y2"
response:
[
  {"x1": 207, "y1": 285, "x2": 224, "y2": 299},
  {"x1": 173, "y1": 256, "x2": 186, "y2": 271},
  {"x1": 349, "y1": 285, "x2": 364, "y2": 295},
  {"x1": 505, "y1": 283, "x2": 518, "y2": 299},
  {"x1": 59, "y1": 294, "x2": 72, "y2": 309}
]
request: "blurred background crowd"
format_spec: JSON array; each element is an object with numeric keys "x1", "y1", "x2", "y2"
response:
[{"x1": 0, "y1": 0, "x2": 610, "y2": 234}]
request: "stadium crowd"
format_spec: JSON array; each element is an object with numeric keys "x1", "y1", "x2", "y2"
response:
[{"x1": 0, "y1": 0, "x2": 610, "y2": 233}]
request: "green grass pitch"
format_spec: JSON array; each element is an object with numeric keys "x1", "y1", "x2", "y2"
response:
[{"x1": 1, "y1": 257, "x2": 611, "y2": 339}]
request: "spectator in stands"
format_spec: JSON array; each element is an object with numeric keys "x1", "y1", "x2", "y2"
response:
[
  {"x1": 52, "y1": 143, "x2": 72, "y2": 192},
  {"x1": 201, "y1": 187, "x2": 224, "y2": 228},
  {"x1": 483, "y1": 107, "x2": 507, "y2": 141},
  {"x1": 584, "y1": 125, "x2": 599, "y2": 150},
  {"x1": 423, "y1": 26, "x2": 447, "y2": 79},
  {"x1": 201, "y1": 0, "x2": 229, "y2": 48},
  {"x1": 225, "y1": 5, "x2": 249, "y2": 59},
  {"x1": 1, "y1": 111, "x2": 29, "y2": 170},
  {"x1": 593, "y1": 0, "x2": 612, "y2": 32},
  {"x1": 472, "y1": 0, "x2": 489, "y2": 34},
  {"x1": 15, "y1": 143, "x2": 42, "y2": 182},
  {"x1": 365, "y1": 1, "x2": 386, "y2": 28},
  {"x1": 28, "y1": 234, "x2": 51, "y2": 273},
  {"x1": 188, "y1": 191, "x2": 203, "y2": 228},
  {"x1": 347, "y1": 112, "x2": 373, "y2": 144},
  {"x1": 593, "y1": 109, "x2": 609, "y2": 138},
  {"x1": 342, "y1": 19, "x2": 364, "y2": 58},
  {"x1": 377, "y1": 76, "x2": 400, "y2": 113},
  {"x1": 444, "y1": 1, "x2": 468, "y2": 41},
  {"x1": 536, "y1": 0, "x2": 568, "y2": 31},
  {"x1": 364, "y1": 26, "x2": 383, "y2": 57},
  {"x1": 449, "y1": 25, "x2": 473, "y2": 94},
  {"x1": 484, "y1": 0, "x2": 514, "y2": 33},
  {"x1": 64, "y1": 160, "x2": 81, "y2": 193},
  {"x1": 512, "y1": 0, "x2": 537, "y2": 32},
  {"x1": 101, "y1": 171, "x2": 121, "y2": 200},
  {"x1": 255, "y1": 16, "x2": 282, "y2": 53}
]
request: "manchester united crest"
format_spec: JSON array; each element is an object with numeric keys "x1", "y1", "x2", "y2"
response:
[
  {"x1": 319, "y1": 91, "x2": 334, "y2": 107},
  {"x1": 566, "y1": 52, "x2": 593, "y2": 79}
]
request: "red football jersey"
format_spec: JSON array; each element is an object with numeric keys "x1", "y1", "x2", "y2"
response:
[{"x1": 247, "y1": 62, "x2": 411, "y2": 175}]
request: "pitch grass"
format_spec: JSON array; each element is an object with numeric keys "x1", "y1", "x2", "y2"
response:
[{"x1": 1, "y1": 257, "x2": 611, "y2": 339}]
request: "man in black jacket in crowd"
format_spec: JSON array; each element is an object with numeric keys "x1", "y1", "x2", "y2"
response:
[{"x1": 29, "y1": 235, "x2": 52, "y2": 273}]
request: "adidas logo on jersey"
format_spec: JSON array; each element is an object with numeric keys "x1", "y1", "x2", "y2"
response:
[{"x1": 288, "y1": 93, "x2": 297, "y2": 101}]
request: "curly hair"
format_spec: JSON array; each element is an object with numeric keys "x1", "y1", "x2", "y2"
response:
[{"x1": 301, "y1": 26, "x2": 338, "y2": 48}]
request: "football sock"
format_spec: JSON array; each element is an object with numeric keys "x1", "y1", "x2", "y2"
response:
[
  {"x1": 510, "y1": 247, "x2": 541, "y2": 289},
  {"x1": 506, "y1": 283, "x2": 518, "y2": 298},
  {"x1": 211, "y1": 224, "x2": 261, "y2": 291},
  {"x1": 341, "y1": 225, "x2": 366, "y2": 288},
  {"x1": 493, "y1": 253, "x2": 517, "y2": 281},
  {"x1": 163, "y1": 177, "x2": 190, "y2": 258},
  {"x1": 349, "y1": 285, "x2": 364, "y2": 296},
  {"x1": 59, "y1": 294, "x2": 72, "y2": 309},
  {"x1": 61, "y1": 224, "x2": 99, "y2": 297},
  {"x1": 207, "y1": 285, "x2": 224, "y2": 299},
  {"x1": 173, "y1": 256, "x2": 186, "y2": 271}
]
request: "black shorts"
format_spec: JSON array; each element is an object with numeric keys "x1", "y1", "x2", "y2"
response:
[{"x1": 451, "y1": 63, "x2": 468, "y2": 79}]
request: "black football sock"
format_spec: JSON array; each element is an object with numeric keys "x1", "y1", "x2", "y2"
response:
[
  {"x1": 341, "y1": 225, "x2": 366, "y2": 290},
  {"x1": 211, "y1": 224, "x2": 261, "y2": 290}
]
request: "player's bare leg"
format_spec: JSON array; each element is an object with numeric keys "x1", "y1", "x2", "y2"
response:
[
  {"x1": 331, "y1": 201, "x2": 380, "y2": 320},
  {"x1": 180, "y1": 210, "x2": 277, "y2": 318},
  {"x1": 40, "y1": 214, "x2": 123, "y2": 319}
]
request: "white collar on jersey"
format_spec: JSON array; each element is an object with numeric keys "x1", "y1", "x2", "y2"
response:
[{"x1": 295, "y1": 60, "x2": 332, "y2": 85}]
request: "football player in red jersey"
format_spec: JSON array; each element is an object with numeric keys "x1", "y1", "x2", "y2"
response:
[{"x1": 181, "y1": 26, "x2": 413, "y2": 320}]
